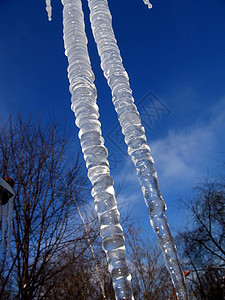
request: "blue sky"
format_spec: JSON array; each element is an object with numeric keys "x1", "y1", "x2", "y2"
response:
[{"x1": 0, "y1": 0, "x2": 225, "y2": 238}]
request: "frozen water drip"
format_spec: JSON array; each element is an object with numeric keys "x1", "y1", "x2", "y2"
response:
[
  {"x1": 61, "y1": 0, "x2": 134, "y2": 299},
  {"x1": 87, "y1": 0, "x2": 188, "y2": 298}
]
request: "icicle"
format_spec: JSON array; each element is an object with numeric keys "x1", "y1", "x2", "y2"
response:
[
  {"x1": 45, "y1": 0, "x2": 52, "y2": 21},
  {"x1": 143, "y1": 0, "x2": 153, "y2": 9},
  {"x1": 61, "y1": 0, "x2": 133, "y2": 299},
  {"x1": 87, "y1": 0, "x2": 188, "y2": 298}
]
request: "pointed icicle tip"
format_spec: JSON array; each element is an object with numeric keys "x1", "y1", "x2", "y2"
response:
[
  {"x1": 45, "y1": 0, "x2": 52, "y2": 21},
  {"x1": 143, "y1": 0, "x2": 153, "y2": 9}
]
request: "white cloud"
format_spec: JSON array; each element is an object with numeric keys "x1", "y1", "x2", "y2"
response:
[
  {"x1": 106, "y1": 97, "x2": 225, "y2": 235},
  {"x1": 112, "y1": 98, "x2": 225, "y2": 200},
  {"x1": 150, "y1": 98, "x2": 225, "y2": 193}
]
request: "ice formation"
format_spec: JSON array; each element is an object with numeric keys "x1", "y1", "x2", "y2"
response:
[
  {"x1": 87, "y1": 0, "x2": 188, "y2": 298},
  {"x1": 45, "y1": 0, "x2": 52, "y2": 21},
  {"x1": 60, "y1": 0, "x2": 188, "y2": 298},
  {"x1": 61, "y1": 0, "x2": 133, "y2": 298},
  {"x1": 143, "y1": 0, "x2": 153, "y2": 9}
]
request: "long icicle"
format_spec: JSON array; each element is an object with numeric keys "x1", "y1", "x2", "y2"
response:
[
  {"x1": 87, "y1": 0, "x2": 188, "y2": 298},
  {"x1": 61, "y1": 0, "x2": 133, "y2": 299}
]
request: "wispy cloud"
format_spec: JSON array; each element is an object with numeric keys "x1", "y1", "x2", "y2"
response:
[
  {"x1": 150, "y1": 97, "x2": 225, "y2": 193},
  {"x1": 113, "y1": 97, "x2": 225, "y2": 200},
  {"x1": 111, "y1": 98, "x2": 225, "y2": 233}
]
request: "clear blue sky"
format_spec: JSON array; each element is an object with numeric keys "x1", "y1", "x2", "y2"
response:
[{"x1": 0, "y1": 0, "x2": 225, "y2": 238}]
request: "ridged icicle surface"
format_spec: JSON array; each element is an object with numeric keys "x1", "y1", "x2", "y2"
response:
[
  {"x1": 61, "y1": 0, "x2": 133, "y2": 299},
  {"x1": 87, "y1": 0, "x2": 188, "y2": 298}
]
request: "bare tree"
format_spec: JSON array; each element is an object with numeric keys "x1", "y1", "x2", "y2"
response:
[
  {"x1": 39, "y1": 202, "x2": 115, "y2": 300},
  {"x1": 2, "y1": 114, "x2": 205, "y2": 299},
  {"x1": 125, "y1": 225, "x2": 174, "y2": 299},
  {"x1": 177, "y1": 177, "x2": 225, "y2": 299},
  {"x1": 0, "y1": 114, "x2": 88, "y2": 299},
  {"x1": 41, "y1": 212, "x2": 177, "y2": 300}
]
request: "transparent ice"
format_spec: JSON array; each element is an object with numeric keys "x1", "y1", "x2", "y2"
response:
[
  {"x1": 46, "y1": 0, "x2": 189, "y2": 298},
  {"x1": 87, "y1": 0, "x2": 188, "y2": 298},
  {"x1": 61, "y1": 0, "x2": 133, "y2": 298}
]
